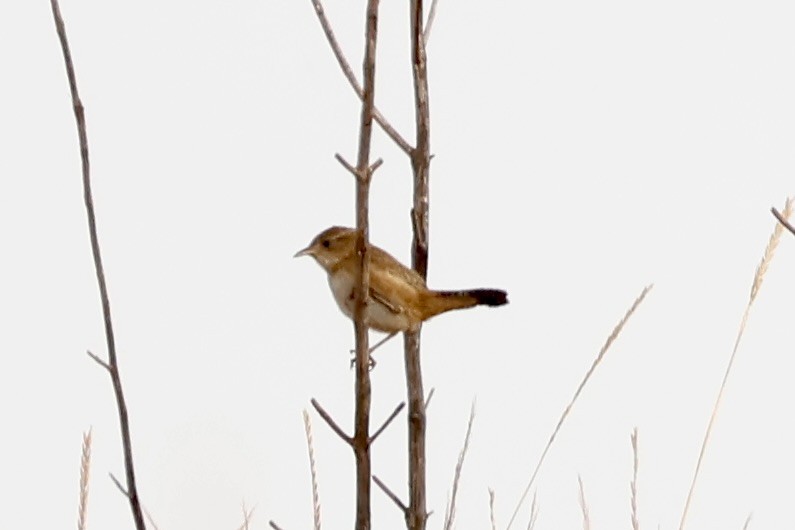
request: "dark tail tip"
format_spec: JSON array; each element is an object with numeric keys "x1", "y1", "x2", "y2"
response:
[{"x1": 469, "y1": 289, "x2": 508, "y2": 306}]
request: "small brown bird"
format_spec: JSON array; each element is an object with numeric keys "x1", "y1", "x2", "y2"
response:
[{"x1": 295, "y1": 226, "x2": 508, "y2": 348}]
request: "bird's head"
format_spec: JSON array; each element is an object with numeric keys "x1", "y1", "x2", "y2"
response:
[{"x1": 294, "y1": 226, "x2": 359, "y2": 271}]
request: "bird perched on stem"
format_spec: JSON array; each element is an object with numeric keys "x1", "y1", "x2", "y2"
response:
[{"x1": 295, "y1": 226, "x2": 508, "y2": 351}]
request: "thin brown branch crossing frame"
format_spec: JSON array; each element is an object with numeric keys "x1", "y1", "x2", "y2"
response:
[{"x1": 49, "y1": 2, "x2": 146, "y2": 529}]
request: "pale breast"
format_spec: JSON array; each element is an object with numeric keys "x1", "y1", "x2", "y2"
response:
[{"x1": 327, "y1": 271, "x2": 411, "y2": 333}]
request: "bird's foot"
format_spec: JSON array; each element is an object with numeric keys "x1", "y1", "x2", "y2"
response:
[{"x1": 349, "y1": 350, "x2": 377, "y2": 371}]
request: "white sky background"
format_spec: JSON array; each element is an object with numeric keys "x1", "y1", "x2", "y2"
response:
[{"x1": 2, "y1": 0, "x2": 794, "y2": 529}]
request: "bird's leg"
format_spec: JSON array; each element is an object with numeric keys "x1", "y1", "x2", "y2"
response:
[
  {"x1": 369, "y1": 332, "x2": 398, "y2": 354},
  {"x1": 349, "y1": 332, "x2": 398, "y2": 370}
]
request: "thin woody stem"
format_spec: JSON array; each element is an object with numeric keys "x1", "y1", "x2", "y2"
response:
[
  {"x1": 310, "y1": 0, "x2": 413, "y2": 155},
  {"x1": 405, "y1": 1, "x2": 432, "y2": 529},
  {"x1": 48, "y1": 2, "x2": 145, "y2": 529},
  {"x1": 351, "y1": 1, "x2": 382, "y2": 529}
]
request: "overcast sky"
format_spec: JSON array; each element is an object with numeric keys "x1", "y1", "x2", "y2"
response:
[{"x1": 2, "y1": 1, "x2": 794, "y2": 529}]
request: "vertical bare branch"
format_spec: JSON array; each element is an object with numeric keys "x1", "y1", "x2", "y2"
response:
[
  {"x1": 350, "y1": 1, "x2": 382, "y2": 529},
  {"x1": 507, "y1": 285, "x2": 653, "y2": 529},
  {"x1": 679, "y1": 198, "x2": 793, "y2": 530},
  {"x1": 409, "y1": 0, "x2": 432, "y2": 282},
  {"x1": 77, "y1": 428, "x2": 92, "y2": 530},
  {"x1": 49, "y1": 2, "x2": 145, "y2": 529},
  {"x1": 405, "y1": 2, "x2": 432, "y2": 529},
  {"x1": 303, "y1": 411, "x2": 322, "y2": 530}
]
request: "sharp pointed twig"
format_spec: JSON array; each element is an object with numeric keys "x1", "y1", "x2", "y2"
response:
[
  {"x1": 310, "y1": 398, "x2": 352, "y2": 446},
  {"x1": 370, "y1": 402, "x2": 406, "y2": 444},
  {"x1": 373, "y1": 475, "x2": 408, "y2": 513}
]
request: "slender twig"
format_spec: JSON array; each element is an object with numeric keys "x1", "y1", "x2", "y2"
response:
[
  {"x1": 310, "y1": 0, "x2": 412, "y2": 154},
  {"x1": 370, "y1": 402, "x2": 406, "y2": 444},
  {"x1": 335, "y1": 153, "x2": 357, "y2": 177},
  {"x1": 423, "y1": 0, "x2": 441, "y2": 45},
  {"x1": 335, "y1": 154, "x2": 383, "y2": 181},
  {"x1": 679, "y1": 199, "x2": 793, "y2": 530},
  {"x1": 49, "y1": 3, "x2": 145, "y2": 529},
  {"x1": 443, "y1": 402, "x2": 476, "y2": 530},
  {"x1": 86, "y1": 350, "x2": 111, "y2": 371},
  {"x1": 373, "y1": 475, "x2": 409, "y2": 513},
  {"x1": 741, "y1": 513, "x2": 753, "y2": 530},
  {"x1": 424, "y1": 388, "x2": 435, "y2": 409},
  {"x1": 109, "y1": 473, "x2": 129, "y2": 497},
  {"x1": 577, "y1": 476, "x2": 591, "y2": 530},
  {"x1": 77, "y1": 428, "x2": 92, "y2": 530},
  {"x1": 631, "y1": 428, "x2": 640, "y2": 530},
  {"x1": 772, "y1": 207, "x2": 795, "y2": 237},
  {"x1": 303, "y1": 411, "x2": 322, "y2": 530},
  {"x1": 310, "y1": 398, "x2": 352, "y2": 445},
  {"x1": 269, "y1": 522, "x2": 286, "y2": 530},
  {"x1": 507, "y1": 285, "x2": 654, "y2": 529}
]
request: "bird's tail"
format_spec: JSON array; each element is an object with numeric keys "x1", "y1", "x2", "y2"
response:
[{"x1": 421, "y1": 288, "x2": 508, "y2": 320}]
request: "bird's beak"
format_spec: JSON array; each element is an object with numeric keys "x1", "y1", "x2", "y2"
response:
[{"x1": 294, "y1": 245, "x2": 313, "y2": 258}]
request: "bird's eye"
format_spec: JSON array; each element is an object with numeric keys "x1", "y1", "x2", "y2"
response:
[{"x1": 322, "y1": 239, "x2": 330, "y2": 248}]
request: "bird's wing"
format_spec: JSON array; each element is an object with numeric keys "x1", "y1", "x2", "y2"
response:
[
  {"x1": 366, "y1": 246, "x2": 426, "y2": 316},
  {"x1": 369, "y1": 286, "x2": 402, "y2": 314},
  {"x1": 369, "y1": 246, "x2": 427, "y2": 289}
]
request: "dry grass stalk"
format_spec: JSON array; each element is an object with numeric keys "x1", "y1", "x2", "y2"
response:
[
  {"x1": 77, "y1": 428, "x2": 92, "y2": 530},
  {"x1": 303, "y1": 410, "x2": 322, "y2": 530},
  {"x1": 235, "y1": 502, "x2": 255, "y2": 530},
  {"x1": 678, "y1": 198, "x2": 792, "y2": 530},
  {"x1": 577, "y1": 475, "x2": 591, "y2": 530},
  {"x1": 752, "y1": 198, "x2": 793, "y2": 302},
  {"x1": 488, "y1": 488, "x2": 497, "y2": 530},
  {"x1": 526, "y1": 492, "x2": 539, "y2": 530},
  {"x1": 443, "y1": 401, "x2": 476, "y2": 530},
  {"x1": 630, "y1": 427, "x2": 640, "y2": 530},
  {"x1": 506, "y1": 284, "x2": 654, "y2": 529}
]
